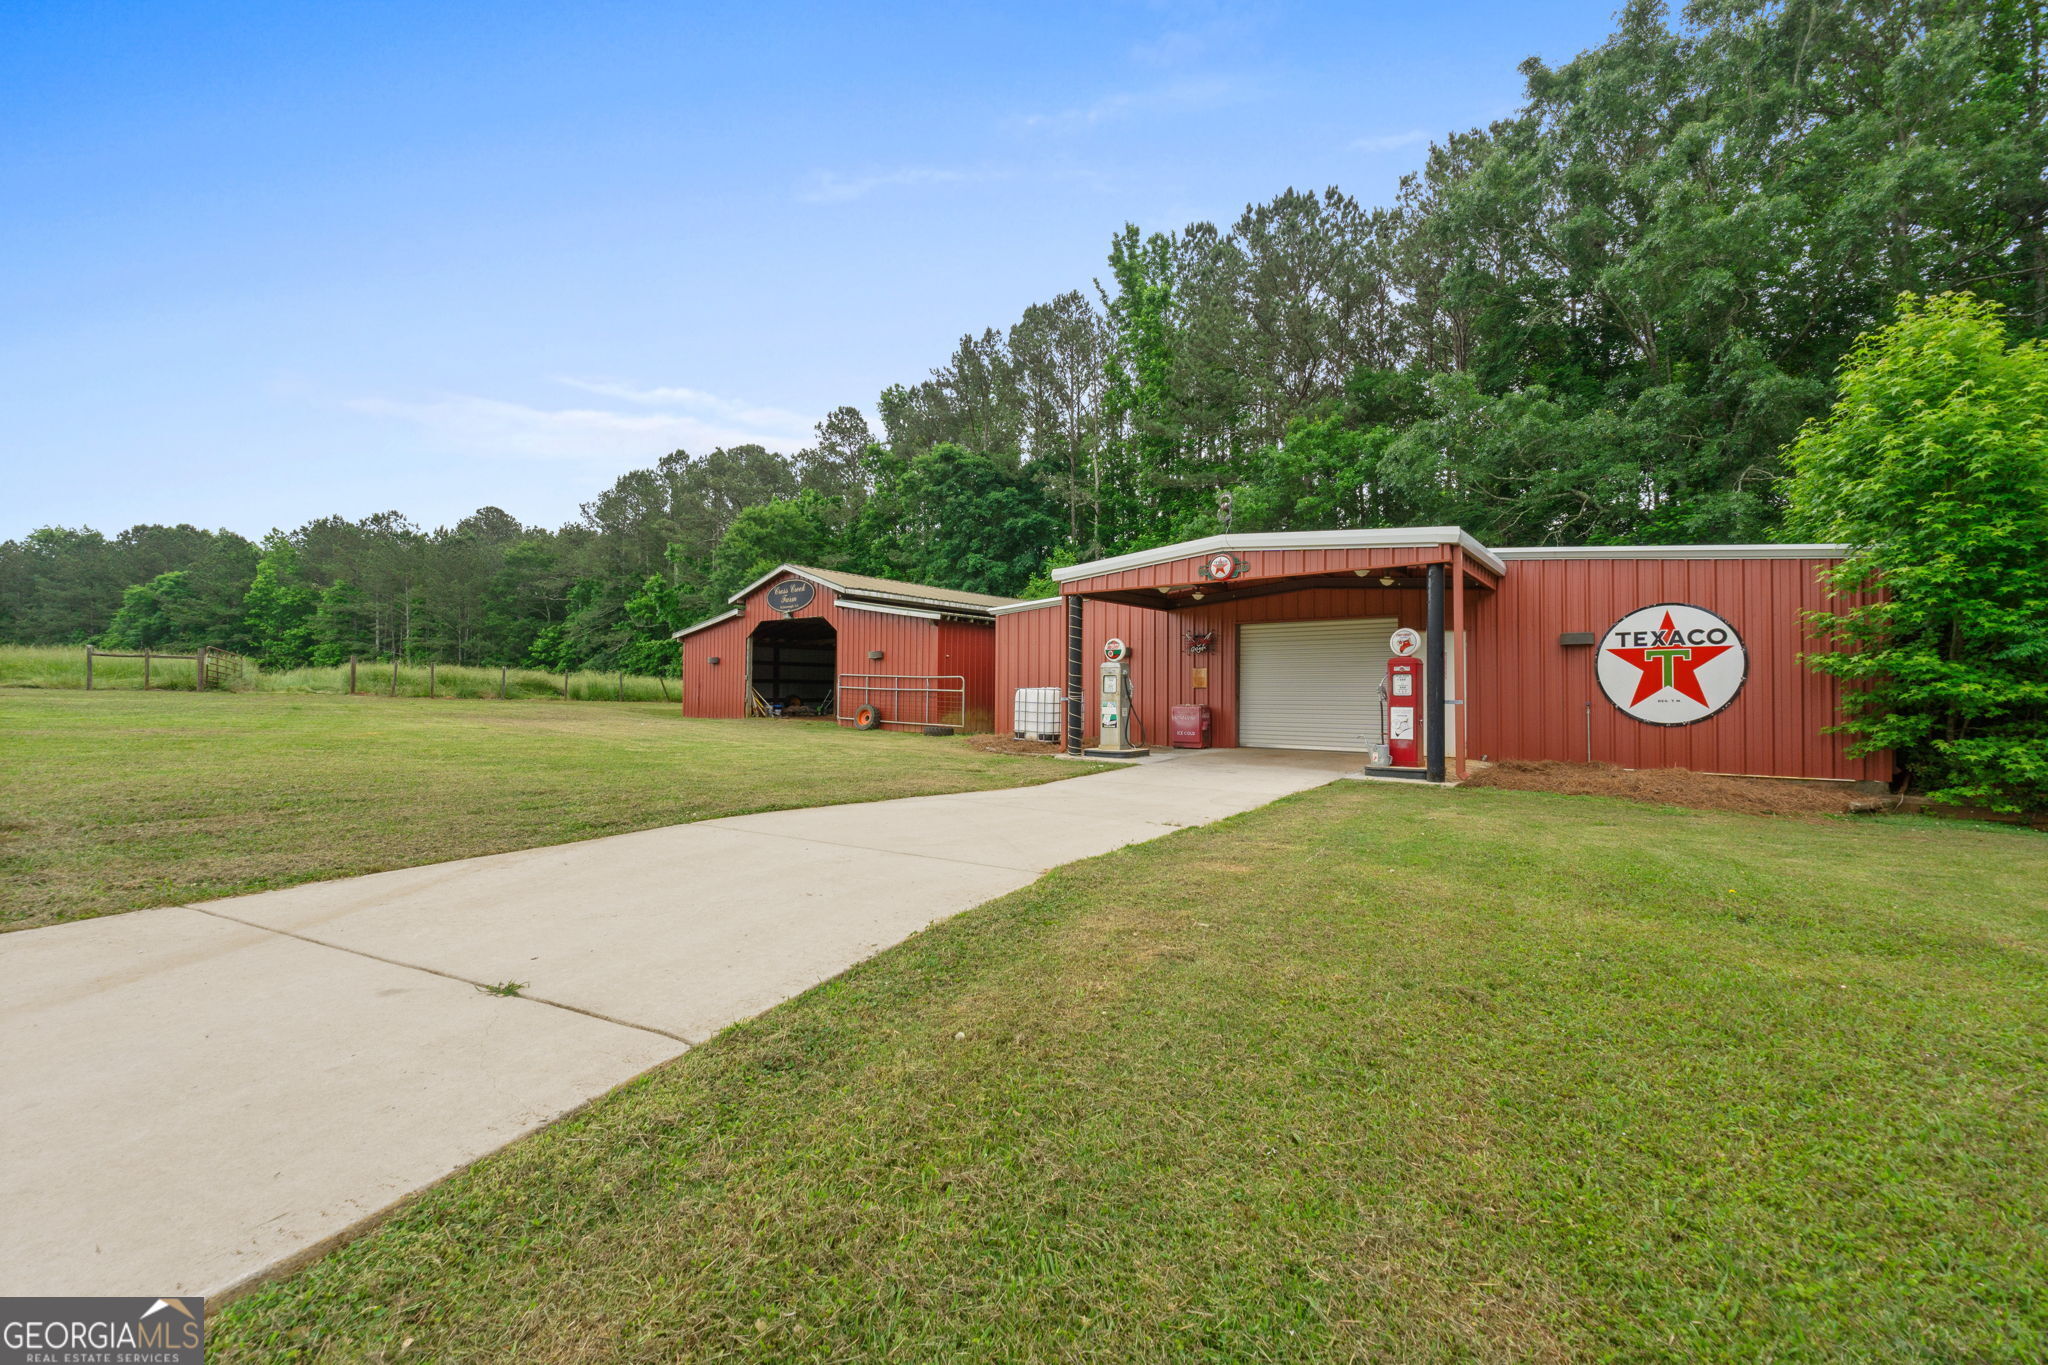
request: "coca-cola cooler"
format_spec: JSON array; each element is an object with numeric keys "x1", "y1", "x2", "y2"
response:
[{"x1": 1170, "y1": 703, "x2": 1213, "y2": 748}]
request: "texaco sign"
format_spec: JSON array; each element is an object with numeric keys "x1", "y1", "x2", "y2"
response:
[{"x1": 1597, "y1": 603, "x2": 1747, "y2": 726}]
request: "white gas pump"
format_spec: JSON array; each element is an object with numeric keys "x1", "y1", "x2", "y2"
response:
[{"x1": 1084, "y1": 637, "x2": 1150, "y2": 759}]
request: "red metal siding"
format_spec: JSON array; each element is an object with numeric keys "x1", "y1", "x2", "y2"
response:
[
  {"x1": 936, "y1": 617, "x2": 998, "y2": 732},
  {"x1": 1469, "y1": 557, "x2": 1884, "y2": 781},
  {"x1": 680, "y1": 571, "x2": 1005, "y2": 731},
  {"x1": 680, "y1": 614, "x2": 751, "y2": 718},
  {"x1": 996, "y1": 588, "x2": 1427, "y2": 748},
  {"x1": 999, "y1": 555, "x2": 1883, "y2": 780}
]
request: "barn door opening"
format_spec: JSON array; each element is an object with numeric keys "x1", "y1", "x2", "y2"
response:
[{"x1": 748, "y1": 618, "x2": 837, "y2": 717}]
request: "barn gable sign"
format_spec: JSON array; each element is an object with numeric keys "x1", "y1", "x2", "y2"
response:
[
  {"x1": 1597, "y1": 603, "x2": 1747, "y2": 726},
  {"x1": 766, "y1": 578, "x2": 817, "y2": 615}
]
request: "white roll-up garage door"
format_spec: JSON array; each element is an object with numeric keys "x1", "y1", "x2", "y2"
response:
[{"x1": 1237, "y1": 617, "x2": 1397, "y2": 751}]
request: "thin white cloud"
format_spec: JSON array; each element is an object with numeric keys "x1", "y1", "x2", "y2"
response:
[
  {"x1": 345, "y1": 385, "x2": 814, "y2": 462},
  {"x1": 1354, "y1": 129, "x2": 1434, "y2": 154},
  {"x1": 1129, "y1": 7, "x2": 1264, "y2": 68},
  {"x1": 1012, "y1": 77, "x2": 1242, "y2": 133},
  {"x1": 552, "y1": 377, "x2": 817, "y2": 436},
  {"x1": 795, "y1": 165, "x2": 1006, "y2": 204},
  {"x1": 1131, "y1": 29, "x2": 1209, "y2": 66}
]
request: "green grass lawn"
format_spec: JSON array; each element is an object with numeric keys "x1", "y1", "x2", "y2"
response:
[
  {"x1": 213, "y1": 783, "x2": 2048, "y2": 1363},
  {"x1": 0, "y1": 691, "x2": 1099, "y2": 931}
]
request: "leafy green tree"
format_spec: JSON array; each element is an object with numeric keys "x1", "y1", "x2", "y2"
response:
[
  {"x1": 856, "y1": 444, "x2": 1063, "y2": 596},
  {"x1": 308, "y1": 581, "x2": 376, "y2": 665},
  {"x1": 708, "y1": 490, "x2": 845, "y2": 601},
  {"x1": 1100, "y1": 225, "x2": 1182, "y2": 550},
  {"x1": 616, "y1": 573, "x2": 689, "y2": 676},
  {"x1": 523, "y1": 622, "x2": 573, "y2": 672},
  {"x1": 795, "y1": 406, "x2": 879, "y2": 506},
  {"x1": 1785, "y1": 293, "x2": 2048, "y2": 813},
  {"x1": 240, "y1": 535, "x2": 318, "y2": 667},
  {"x1": 100, "y1": 571, "x2": 203, "y2": 650}
]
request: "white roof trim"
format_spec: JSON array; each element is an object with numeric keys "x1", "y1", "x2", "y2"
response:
[
  {"x1": 1051, "y1": 528, "x2": 1507, "y2": 582},
  {"x1": 835, "y1": 597, "x2": 942, "y2": 621},
  {"x1": 990, "y1": 596, "x2": 1063, "y2": 616},
  {"x1": 725, "y1": 563, "x2": 832, "y2": 604},
  {"x1": 1493, "y1": 543, "x2": 1851, "y2": 561},
  {"x1": 671, "y1": 608, "x2": 740, "y2": 640},
  {"x1": 724, "y1": 562, "x2": 1007, "y2": 615}
]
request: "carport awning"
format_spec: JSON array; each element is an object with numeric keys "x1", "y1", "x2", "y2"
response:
[{"x1": 1055, "y1": 536, "x2": 1499, "y2": 611}]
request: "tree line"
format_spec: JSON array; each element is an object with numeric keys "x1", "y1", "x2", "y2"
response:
[{"x1": 4, "y1": 0, "x2": 2043, "y2": 676}]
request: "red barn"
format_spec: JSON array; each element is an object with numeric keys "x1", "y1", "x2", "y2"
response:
[
  {"x1": 674, "y1": 565, "x2": 1010, "y2": 731},
  {"x1": 992, "y1": 528, "x2": 1885, "y2": 784}
]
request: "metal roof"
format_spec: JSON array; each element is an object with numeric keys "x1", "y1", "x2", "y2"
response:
[
  {"x1": 725, "y1": 563, "x2": 1019, "y2": 614},
  {"x1": 671, "y1": 608, "x2": 740, "y2": 641},
  {"x1": 989, "y1": 595, "x2": 1063, "y2": 615},
  {"x1": 1051, "y1": 528, "x2": 1510, "y2": 582}
]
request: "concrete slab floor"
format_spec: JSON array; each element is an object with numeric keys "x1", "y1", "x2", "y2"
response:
[{"x1": 0, "y1": 747, "x2": 1357, "y2": 1301}]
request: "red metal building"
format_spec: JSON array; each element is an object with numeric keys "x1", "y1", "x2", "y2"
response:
[
  {"x1": 674, "y1": 565, "x2": 1009, "y2": 731},
  {"x1": 993, "y1": 529, "x2": 1885, "y2": 783}
]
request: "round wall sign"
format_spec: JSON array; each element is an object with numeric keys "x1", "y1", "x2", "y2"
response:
[
  {"x1": 765, "y1": 578, "x2": 816, "y2": 613},
  {"x1": 1199, "y1": 553, "x2": 1245, "y2": 582},
  {"x1": 1596, "y1": 603, "x2": 1747, "y2": 726},
  {"x1": 1389, "y1": 627, "x2": 1421, "y2": 657},
  {"x1": 1102, "y1": 637, "x2": 1128, "y2": 662}
]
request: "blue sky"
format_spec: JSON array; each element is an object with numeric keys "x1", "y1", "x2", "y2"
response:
[{"x1": 2, "y1": 1, "x2": 1620, "y2": 541}]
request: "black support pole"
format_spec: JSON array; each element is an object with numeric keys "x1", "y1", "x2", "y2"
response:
[
  {"x1": 1065, "y1": 594, "x2": 1084, "y2": 756},
  {"x1": 1425, "y1": 563, "x2": 1447, "y2": 783}
]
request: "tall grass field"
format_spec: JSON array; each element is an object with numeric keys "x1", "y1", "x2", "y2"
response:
[{"x1": 0, "y1": 644, "x2": 678, "y2": 702}]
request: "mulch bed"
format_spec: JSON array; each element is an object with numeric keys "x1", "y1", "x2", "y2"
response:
[{"x1": 1460, "y1": 759, "x2": 1884, "y2": 817}]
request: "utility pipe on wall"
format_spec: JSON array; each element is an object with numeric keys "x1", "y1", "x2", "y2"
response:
[
  {"x1": 1065, "y1": 594, "x2": 1084, "y2": 756},
  {"x1": 1425, "y1": 564, "x2": 1446, "y2": 783}
]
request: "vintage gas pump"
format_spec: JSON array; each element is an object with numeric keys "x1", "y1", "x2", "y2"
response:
[
  {"x1": 1384, "y1": 628, "x2": 1423, "y2": 768},
  {"x1": 1084, "y1": 637, "x2": 1151, "y2": 759}
]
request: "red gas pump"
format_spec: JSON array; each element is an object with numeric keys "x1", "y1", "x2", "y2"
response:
[{"x1": 1385, "y1": 655, "x2": 1422, "y2": 767}]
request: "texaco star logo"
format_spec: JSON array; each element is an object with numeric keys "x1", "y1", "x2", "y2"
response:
[
  {"x1": 1596, "y1": 603, "x2": 1747, "y2": 726},
  {"x1": 1201, "y1": 552, "x2": 1244, "y2": 582}
]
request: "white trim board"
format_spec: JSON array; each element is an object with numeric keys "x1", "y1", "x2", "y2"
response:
[
  {"x1": 989, "y1": 596, "x2": 1064, "y2": 616},
  {"x1": 1492, "y1": 543, "x2": 1851, "y2": 561},
  {"x1": 834, "y1": 598, "x2": 943, "y2": 621},
  {"x1": 672, "y1": 609, "x2": 740, "y2": 640}
]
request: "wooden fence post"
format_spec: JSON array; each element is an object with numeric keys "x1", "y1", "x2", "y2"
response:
[
  {"x1": 616, "y1": 672, "x2": 623, "y2": 701},
  {"x1": 85, "y1": 646, "x2": 94, "y2": 691},
  {"x1": 499, "y1": 666, "x2": 508, "y2": 699},
  {"x1": 142, "y1": 649, "x2": 151, "y2": 690},
  {"x1": 562, "y1": 669, "x2": 570, "y2": 700},
  {"x1": 428, "y1": 662, "x2": 436, "y2": 699},
  {"x1": 196, "y1": 646, "x2": 207, "y2": 692},
  {"x1": 348, "y1": 656, "x2": 357, "y2": 695},
  {"x1": 390, "y1": 655, "x2": 398, "y2": 696}
]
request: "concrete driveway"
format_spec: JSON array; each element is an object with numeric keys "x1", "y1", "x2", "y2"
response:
[{"x1": 0, "y1": 748, "x2": 1357, "y2": 1299}]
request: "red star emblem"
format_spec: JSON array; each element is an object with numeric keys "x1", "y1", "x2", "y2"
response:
[{"x1": 1605, "y1": 611, "x2": 1733, "y2": 706}]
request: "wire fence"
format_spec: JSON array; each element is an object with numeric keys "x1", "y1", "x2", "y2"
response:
[
  {"x1": 79, "y1": 645, "x2": 250, "y2": 691},
  {"x1": 0, "y1": 646, "x2": 678, "y2": 703}
]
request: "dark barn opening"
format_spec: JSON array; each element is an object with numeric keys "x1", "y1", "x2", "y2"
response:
[{"x1": 748, "y1": 617, "x2": 837, "y2": 716}]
